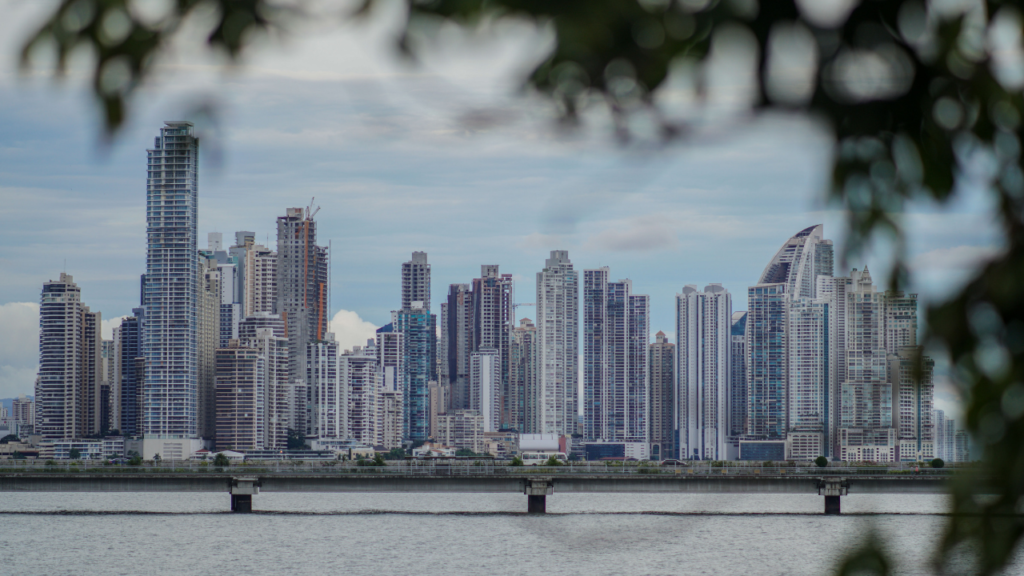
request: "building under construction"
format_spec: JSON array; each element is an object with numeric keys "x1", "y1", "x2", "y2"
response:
[{"x1": 276, "y1": 204, "x2": 329, "y2": 434}]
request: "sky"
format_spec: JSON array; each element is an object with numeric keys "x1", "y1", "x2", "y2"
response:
[{"x1": 0, "y1": 1, "x2": 1001, "y2": 420}]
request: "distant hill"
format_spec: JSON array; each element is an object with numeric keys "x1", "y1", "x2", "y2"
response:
[{"x1": 1, "y1": 396, "x2": 33, "y2": 416}]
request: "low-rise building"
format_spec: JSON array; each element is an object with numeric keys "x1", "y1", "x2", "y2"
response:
[
  {"x1": 52, "y1": 437, "x2": 124, "y2": 460},
  {"x1": 581, "y1": 441, "x2": 649, "y2": 461},
  {"x1": 434, "y1": 410, "x2": 484, "y2": 453},
  {"x1": 482, "y1": 431, "x2": 518, "y2": 459},
  {"x1": 0, "y1": 441, "x2": 38, "y2": 459},
  {"x1": 412, "y1": 442, "x2": 456, "y2": 458}
]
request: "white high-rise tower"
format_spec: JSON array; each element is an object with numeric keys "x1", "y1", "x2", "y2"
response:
[
  {"x1": 533, "y1": 251, "x2": 579, "y2": 435},
  {"x1": 142, "y1": 121, "x2": 203, "y2": 459},
  {"x1": 676, "y1": 284, "x2": 731, "y2": 460}
]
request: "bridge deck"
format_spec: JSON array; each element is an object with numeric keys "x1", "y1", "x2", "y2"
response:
[{"x1": 0, "y1": 473, "x2": 952, "y2": 494}]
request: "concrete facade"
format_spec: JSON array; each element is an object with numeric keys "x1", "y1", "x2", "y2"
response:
[{"x1": 534, "y1": 250, "x2": 579, "y2": 436}]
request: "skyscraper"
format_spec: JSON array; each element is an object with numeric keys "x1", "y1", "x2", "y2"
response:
[
  {"x1": 238, "y1": 313, "x2": 289, "y2": 449},
  {"x1": 511, "y1": 318, "x2": 537, "y2": 432},
  {"x1": 729, "y1": 312, "x2": 747, "y2": 438},
  {"x1": 276, "y1": 206, "x2": 329, "y2": 390},
  {"x1": 101, "y1": 339, "x2": 115, "y2": 432},
  {"x1": 441, "y1": 283, "x2": 472, "y2": 410},
  {"x1": 376, "y1": 324, "x2": 405, "y2": 396},
  {"x1": 471, "y1": 266, "x2": 513, "y2": 427},
  {"x1": 757, "y1": 224, "x2": 834, "y2": 300},
  {"x1": 885, "y1": 291, "x2": 919, "y2": 354},
  {"x1": 402, "y1": 251, "x2": 430, "y2": 311},
  {"x1": 649, "y1": 331, "x2": 675, "y2": 460},
  {"x1": 116, "y1": 309, "x2": 144, "y2": 436},
  {"x1": 376, "y1": 323, "x2": 405, "y2": 449},
  {"x1": 207, "y1": 233, "x2": 241, "y2": 348},
  {"x1": 36, "y1": 273, "x2": 103, "y2": 440},
  {"x1": 214, "y1": 341, "x2": 265, "y2": 451},
  {"x1": 342, "y1": 340, "x2": 379, "y2": 447},
  {"x1": 534, "y1": 251, "x2": 579, "y2": 436},
  {"x1": 12, "y1": 394, "x2": 34, "y2": 427},
  {"x1": 307, "y1": 335, "x2": 343, "y2": 440},
  {"x1": 439, "y1": 266, "x2": 513, "y2": 425},
  {"x1": 244, "y1": 243, "x2": 277, "y2": 317},
  {"x1": 746, "y1": 283, "x2": 788, "y2": 439},
  {"x1": 744, "y1": 225, "x2": 834, "y2": 459},
  {"x1": 229, "y1": 231, "x2": 255, "y2": 306},
  {"x1": 143, "y1": 121, "x2": 201, "y2": 457},
  {"x1": 787, "y1": 296, "x2": 829, "y2": 459},
  {"x1": 197, "y1": 251, "x2": 220, "y2": 440},
  {"x1": 893, "y1": 346, "x2": 934, "y2": 461},
  {"x1": 583, "y1": 268, "x2": 649, "y2": 444},
  {"x1": 395, "y1": 252, "x2": 436, "y2": 443},
  {"x1": 815, "y1": 274, "x2": 848, "y2": 454},
  {"x1": 945, "y1": 418, "x2": 955, "y2": 461},
  {"x1": 933, "y1": 409, "x2": 946, "y2": 460},
  {"x1": 839, "y1": 268, "x2": 896, "y2": 462},
  {"x1": 955, "y1": 429, "x2": 969, "y2": 462},
  {"x1": 676, "y1": 284, "x2": 731, "y2": 460},
  {"x1": 470, "y1": 348, "x2": 501, "y2": 432},
  {"x1": 396, "y1": 304, "x2": 436, "y2": 442}
]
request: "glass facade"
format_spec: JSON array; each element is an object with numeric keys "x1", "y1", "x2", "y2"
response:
[
  {"x1": 583, "y1": 269, "x2": 649, "y2": 444},
  {"x1": 396, "y1": 309, "x2": 436, "y2": 442},
  {"x1": 746, "y1": 283, "x2": 788, "y2": 439}
]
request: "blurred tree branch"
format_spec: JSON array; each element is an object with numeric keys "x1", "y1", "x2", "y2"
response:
[{"x1": 19, "y1": 0, "x2": 1024, "y2": 571}]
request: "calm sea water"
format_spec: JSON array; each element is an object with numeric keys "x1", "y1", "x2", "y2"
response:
[{"x1": 0, "y1": 493, "x2": 1016, "y2": 576}]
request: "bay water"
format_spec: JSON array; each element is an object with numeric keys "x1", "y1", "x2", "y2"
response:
[{"x1": 0, "y1": 493, "x2": 1012, "y2": 575}]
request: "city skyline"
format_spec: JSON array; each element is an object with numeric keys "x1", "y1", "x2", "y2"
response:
[
  {"x1": 0, "y1": 0, "x2": 996, "y2": 430},
  {"x1": 21, "y1": 155, "x2": 947, "y2": 464},
  {"x1": 5, "y1": 218, "x2": 967, "y2": 423}
]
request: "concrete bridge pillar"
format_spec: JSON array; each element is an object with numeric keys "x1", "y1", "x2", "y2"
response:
[
  {"x1": 230, "y1": 477, "x2": 259, "y2": 513},
  {"x1": 524, "y1": 479, "x2": 553, "y2": 513},
  {"x1": 818, "y1": 477, "x2": 848, "y2": 515}
]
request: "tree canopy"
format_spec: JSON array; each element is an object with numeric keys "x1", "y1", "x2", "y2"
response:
[{"x1": 19, "y1": 1, "x2": 1024, "y2": 573}]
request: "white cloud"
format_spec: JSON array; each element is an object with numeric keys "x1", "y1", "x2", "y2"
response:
[
  {"x1": 101, "y1": 315, "x2": 129, "y2": 340},
  {"x1": 519, "y1": 233, "x2": 565, "y2": 251},
  {"x1": 912, "y1": 245, "x2": 1001, "y2": 272},
  {"x1": 584, "y1": 215, "x2": 680, "y2": 252},
  {"x1": 329, "y1": 309, "x2": 379, "y2": 353},
  {"x1": 0, "y1": 302, "x2": 39, "y2": 398}
]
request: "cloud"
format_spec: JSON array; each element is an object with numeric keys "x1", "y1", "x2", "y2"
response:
[
  {"x1": 101, "y1": 315, "x2": 129, "y2": 340},
  {"x1": 329, "y1": 309, "x2": 379, "y2": 353},
  {"x1": 584, "y1": 215, "x2": 680, "y2": 252},
  {"x1": 519, "y1": 233, "x2": 565, "y2": 251},
  {"x1": 0, "y1": 302, "x2": 39, "y2": 398},
  {"x1": 912, "y1": 245, "x2": 1001, "y2": 272}
]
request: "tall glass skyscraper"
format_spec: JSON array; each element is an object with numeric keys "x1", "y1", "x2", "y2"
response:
[
  {"x1": 583, "y1": 268, "x2": 649, "y2": 444},
  {"x1": 396, "y1": 306, "x2": 436, "y2": 442},
  {"x1": 746, "y1": 283, "x2": 788, "y2": 439},
  {"x1": 396, "y1": 252, "x2": 436, "y2": 442},
  {"x1": 143, "y1": 121, "x2": 199, "y2": 442},
  {"x1": 746, "y1": 225, "x2": 834, "y2": 451}
]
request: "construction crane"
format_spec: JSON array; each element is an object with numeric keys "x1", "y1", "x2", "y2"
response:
[
  {"x1": 512, "y1": 302, "x2": 536, "y2": 322},
  {"x1": 306, "y1": 196, "x2": 320, "y2": 220}
]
